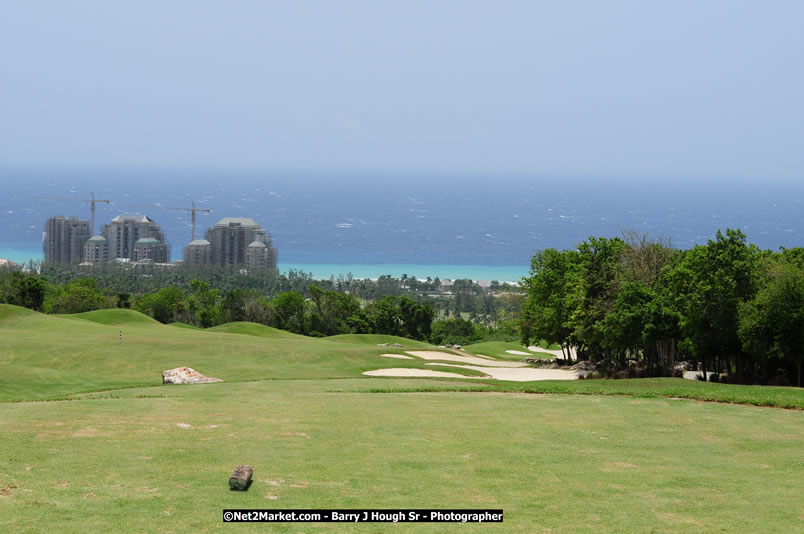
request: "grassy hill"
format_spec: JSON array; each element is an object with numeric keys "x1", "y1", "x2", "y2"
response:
[
  {"x1": 327, "y1": 333, "x2": 431, "y2": 347},
  {"x1": 206, "y1": 321, "x2": 301, "y2": 338},
  {"x1": 0, "y1": 304, "x2": 440, "y2": 402},
  {"x1": 2, "y1": 303, "x2": 802, "y2": 407},
  {"x1": 59, "y1": 308, "x2": 160, "y2": 325},
  {"x1": 1, "y1": 304, "x2": 803, "y2": 532},
  {"x1": 167, "y1": 322, "x2": 202, "y2": 330}
]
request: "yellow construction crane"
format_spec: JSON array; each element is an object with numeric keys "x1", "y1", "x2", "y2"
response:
[
  {"x1": 86, "y1": 193, "x2": 111, "y2": 236},
  {"x1": 185, "y1": 201, "x2": 212, "y2": 241},
  {"x1": 127, "y1": 201, "x2": 212, "y2": 241},
  {"x1": 32, "y1": 192, "x2": 111, "y2": 235}
]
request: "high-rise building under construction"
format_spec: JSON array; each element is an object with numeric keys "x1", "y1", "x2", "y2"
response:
[
  {"x1": 185, "y1": 217, "x2": 276, "y2": 270},
  {"x1": 100, "y1": 214, "x2": 170, "y2": 263},
  {"x1": 43, "y1": 216, "x2": 90, "y2": 264}
]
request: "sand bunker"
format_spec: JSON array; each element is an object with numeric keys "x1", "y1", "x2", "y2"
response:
[
  {"x1": 528, "y1": 346, "x2": 577, "y2": 359},
  {"x1": 381, "y1": 353, "x2": 414, "y2": 360},
  {"x1": 363, "y1": 368, "x2": 482, "y2": 379},
  {"x1": 683, "y1": 371, "x2": 721, "y2": 381},
  {"x1": 426, "y1": 363, "x2": 581, "y2": 381},
  {"x1": 506, "y1": 350, "x2": 531, "y2": 356},
  {"x1": 365, "y1": 349, "x2": 580, "y2": 381},
  {"x1": 405, "y1": 351, "x2": 526, "y2": 368}
]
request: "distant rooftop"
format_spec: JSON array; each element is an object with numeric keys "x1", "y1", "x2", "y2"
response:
[
  {"x1": 214, "y1": 217, "x2": 259, "y2": 227},
  {"x1": 247, "y1": 241, "x2": 267, "y2": 248},
  {"x1": 48, "y1": 215, "x2": 87, "y2": 222},
  {"x1": 111, "y1": 214, "x2": 153, "y2": 223},
  {"x1": 135, "y1": 237, "x2": 160, "y2": 244},
  {"x1": 188, "y1": 239, "x2": 211, "y2": 246},
  {"x1": 87, "y1": 235, "x2": 107, "y2": 242}
]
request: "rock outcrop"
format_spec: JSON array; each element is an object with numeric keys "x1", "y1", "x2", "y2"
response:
[
  {"x1": 570, "y1": 360, "x2": 597, "y2": 371},
  {"x1": 162, "y1": 367, "x2": 222, "y2": 385}
]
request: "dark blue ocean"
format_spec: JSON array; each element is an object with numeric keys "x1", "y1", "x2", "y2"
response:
[{"x1": 1, "y1": 168, "x2": 802, "y2": 280}]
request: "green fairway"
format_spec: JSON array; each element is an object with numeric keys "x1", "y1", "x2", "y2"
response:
[
  {"x1": 1, "y1": 304, "x2": 803, "y2": 532},
  {"x1": 168, "y1": 322, "x2": 203, "y2": 330},
  {"x1": 367, "y1": 378, "x2": 804, "y2": 410},
  {"x1": 0, "y1": 305, "x2": 439, "y2": 402}
]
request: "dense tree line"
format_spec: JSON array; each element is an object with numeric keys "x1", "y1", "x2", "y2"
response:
[
  {"x1": 521, "y1": 229, "x2": 803, "y2": 386},
  {"x1": 4, "y1": 262, "x2": 522, "y2": 339},
  {"x1": 4, "y1": 267, "x2": 513, "y2": 343},
  {"x1": 37, "y1": 263, "x2": 518, "y2": 309},
  {"x1": 0, "y1": 262, "x2": 521, "y2": 346},
  {"x1": 0, "y1": 272, "x2": 115, "y2": 314},
  {"x1": 39, "y1": 263, "x2": 317, "y2": 296},
  {"x1": 131, "y1": 281, "x2": 436, "y2": 339}
]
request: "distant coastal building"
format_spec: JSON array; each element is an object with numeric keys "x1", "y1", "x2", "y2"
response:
[
  {"x1": 183, "y1": 239, "x2": 212, "y2": 265},
  {"x1": 439, "y1": 279, "x2": 454, "y2": 293},
  {"x1": 245, "y1": 240, "x2": 272, "y2": 271},
  {"x1": 184, "y1": 217, "x2": 276, "y2": 271},
  {"x1": 42, "y1": 212, "x2": 276, "y2": 271},
  {"x1": 133, "y1": 237, "x2": 169, "y2": 263},
  {"x1": 84, "y1": 235, "x2": 109, "y2": 263},
  {"x1": 43, "y1": 216, "x2": 91, "y2": 265},
  {"x1": 99, "y1": 214, "x2": 170, "y2": 263}
]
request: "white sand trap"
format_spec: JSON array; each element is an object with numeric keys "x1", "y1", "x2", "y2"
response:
[
  {"x1": 381, "y1": 353, "x2": 414, "y2": 360},
  {"x1": 426, "y1": 363, "x2": 581, "y2": 382},
  {"x1": 506, "y1": 350, "x2": 531, "y2": 356},
  {"x1": 528, "y1": 346, "x2": 577, "y2": 359},
  {"x1": 405, "y1": 350, "x2": 526, "y2": 368},
  {"x1": 683, "y1": 371, "x2": 721, "y2": 381},
  {"x1": 363, "y1": 368, "x2": 483, "y2": 379}
]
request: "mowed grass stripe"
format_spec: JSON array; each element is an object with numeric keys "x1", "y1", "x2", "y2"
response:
[
  {"x1": 0, "y1": 380, "x2": 802, "y2": 532},
  {"x1": 366, "y1": 378, "x2": 804, "y2": 410}
]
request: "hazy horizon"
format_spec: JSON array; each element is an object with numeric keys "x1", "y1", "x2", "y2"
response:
[
  {"x1": 2, "y1": 1, "x2": 803, "y2": 182},
  {"x1": 2, "y1": 168, "x2": 801, "y2": 274},
  {"x1": 3, "y1": 2, "x2": 802, "y2": 277}
]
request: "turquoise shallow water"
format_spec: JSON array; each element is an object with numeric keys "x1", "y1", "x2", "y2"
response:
[
  {"x1": 0, "y1": 247, "x2": 42, "y2": 265},
  {"x1": 0, "y1": 247, "x2": 527, "y2": 282}
]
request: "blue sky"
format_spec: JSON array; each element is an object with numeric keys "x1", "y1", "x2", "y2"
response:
[{"x1": 1, "y1": 1, "x2": 802, "y2": 181}]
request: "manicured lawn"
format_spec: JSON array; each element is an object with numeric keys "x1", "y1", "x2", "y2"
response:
[
  {"x1": 0, "y1": 306, "x2": 439, "y2": 402},
  {"x1": 367, "y1": 378, "x2": 804, "y2": 410},
  {"x1": 2, "y1": 380, "x2": 803, "y2": 532},
  {"x1": 1, "y1": 304, "x2": 803, "y2": 532}
]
